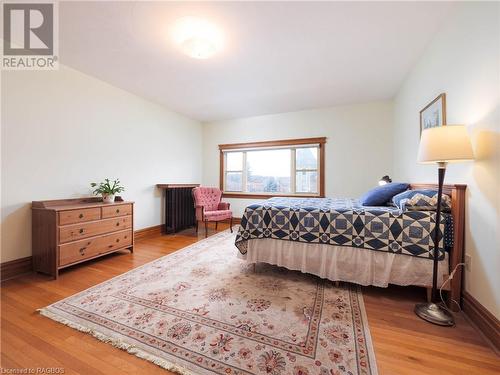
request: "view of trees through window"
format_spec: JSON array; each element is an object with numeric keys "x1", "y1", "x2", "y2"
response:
[
  {"x1": 247, "y1": 149, "x2": 291, "y2": 193},
  {"x1": 223, "y1": 146, "x2": 319, "y2": 195}
]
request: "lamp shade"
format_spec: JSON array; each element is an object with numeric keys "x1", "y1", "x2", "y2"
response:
[{"x1": 418, "y1": 125, "x2": 474, "y2": 163}]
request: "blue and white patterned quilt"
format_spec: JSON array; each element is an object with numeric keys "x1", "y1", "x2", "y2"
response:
[{"x1": 235, "y1": 197, "x2": 453, "y2": 260}]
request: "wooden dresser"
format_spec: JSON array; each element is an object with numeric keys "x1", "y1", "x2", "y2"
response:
[{"x1": 32, "y1": 197, "x2": 134, "y2": 279}]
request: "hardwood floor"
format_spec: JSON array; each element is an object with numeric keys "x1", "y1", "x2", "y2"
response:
[{"x1": 1, "y1": 224, "x2": 499, "y2": 375}]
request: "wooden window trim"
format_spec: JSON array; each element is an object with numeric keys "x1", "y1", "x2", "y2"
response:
[
  {"x1": 218, "y1": 137, "x2": 326, "y2": 151},
  {"x1": 219, "y1": 137, "x2": 326, "y2": 198}
]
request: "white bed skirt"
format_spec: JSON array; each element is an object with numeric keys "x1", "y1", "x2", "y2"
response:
[{"x1": 239, "y1": 238, "x2": 449, "y2": 288}]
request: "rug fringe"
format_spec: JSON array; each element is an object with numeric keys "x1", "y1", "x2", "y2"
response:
[{"x1": 38, "y1": 308, "x2": 198, "y2": 375}]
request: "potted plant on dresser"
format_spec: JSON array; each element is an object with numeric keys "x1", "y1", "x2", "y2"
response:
[{"x1": 91, "y1": 178, "x2": 125, "y2": 203}]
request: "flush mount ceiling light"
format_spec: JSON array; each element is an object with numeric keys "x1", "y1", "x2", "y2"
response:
[{"x1": 171, "y1": 17, "x2": 224, "y2": 59}]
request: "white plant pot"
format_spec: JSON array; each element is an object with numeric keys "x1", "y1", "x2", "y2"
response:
[{"x1": 102, "y1": 194, "x2": 115, "y2": 204}]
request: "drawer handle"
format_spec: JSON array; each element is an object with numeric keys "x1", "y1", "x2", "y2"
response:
[
  {"x1": 108, "y1": 244, "x2": 114, "y2": 248},
  {"x1": 79, "y1": 213, "x2": 84, "y2": 219},
  {"x1": 79, "y1": 228, "x2": 84, "y2": 234},
  {"x1": 79, "y1": 247, "x2": 86, "y2": 255},
  {"x1": 116, "y1": 222, "x2": 120, "y2": 227},
  {"x1": 116, "y1": 239, "x2": 120, "y2": 243},
  {"x1": 116, "y1": 209, "x2": 120, "y2": 213}
]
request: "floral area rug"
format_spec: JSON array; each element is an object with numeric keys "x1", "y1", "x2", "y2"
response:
[{"x1": 40, "y1": 229, "x2": 378, "y2": 375}]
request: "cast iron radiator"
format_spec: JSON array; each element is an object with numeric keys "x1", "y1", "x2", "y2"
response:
[{"x1": 158, "y1": 184, "x2": 199, "y2": 234}]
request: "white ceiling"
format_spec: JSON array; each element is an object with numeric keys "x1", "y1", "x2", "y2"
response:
[{"x1": 59, "y1": 1, "x2": 453, "y2": 122}]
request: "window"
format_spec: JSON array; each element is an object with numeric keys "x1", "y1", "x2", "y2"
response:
[{"x1": 219, "y1": 138, "x2": 326, "y2": 198}]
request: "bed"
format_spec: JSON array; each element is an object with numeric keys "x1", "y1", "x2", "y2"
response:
[{"x1": 235, "y1": 184, "x2": 466, "y2": 311}]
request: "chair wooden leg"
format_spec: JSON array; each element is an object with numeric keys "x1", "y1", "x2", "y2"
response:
[
  {"x1": 230, "y1": 217, "x2": 233, "y2": 233},
  {"x1": 215, "y1": 221, "x2": 218, "y2": 230},
  {"x1": 205, "y1": 220, "x2": 208, "y2": 238}
]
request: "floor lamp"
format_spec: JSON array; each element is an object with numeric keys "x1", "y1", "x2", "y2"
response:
[{"x1": 415, "y1": 125, "x2": 474, "y2": 326}]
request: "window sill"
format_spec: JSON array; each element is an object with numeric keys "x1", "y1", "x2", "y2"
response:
[{"x1": 222, "y1": 192, "x2": 324, "y2": 199}]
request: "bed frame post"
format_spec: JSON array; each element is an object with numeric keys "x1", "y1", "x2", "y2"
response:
[{"x1": 449, "y1": 185, "x2": 466, "y2": 312}]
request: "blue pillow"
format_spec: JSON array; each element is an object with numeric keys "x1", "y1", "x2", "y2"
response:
[
  {"x1": 392, "y1": 189, "x2": 451, "y2": 211},
  {"x1": 359, "y1": 183, "x2": 409, "y2": 206}
]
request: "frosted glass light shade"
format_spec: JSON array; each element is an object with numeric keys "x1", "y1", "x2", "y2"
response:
[
  {"x1": 418, "y1": 125, "x2": 474, "y2": 164},
  {"x1": 172, "y1": 17, "x2": 224, "y2": 59}
]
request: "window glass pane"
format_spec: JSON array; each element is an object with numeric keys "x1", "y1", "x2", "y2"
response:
[
  {"x1": 246, "y1": 149, "x2": 291, "y2": 193},
  {"x1": 296, "y1": 171, "x2": 318, "y2": 193},
  {"x1": 225, "y1": 172, "x2": 242, "y2": 191},
  {"x1": 226, "y1": 152, "x2": 243, "y2": 171},
  {"x1": 296, "y1": 147, "x2": 318, "y2": 170}
]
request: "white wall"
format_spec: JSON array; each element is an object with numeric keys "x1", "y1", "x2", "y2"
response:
[
  {"x1": 1, "y1": 65, "x2": 202, "y2": 263},
  {"x1": 202, "y1": 101, "x2": 394, "y2": 216},
  {"x1": 393, "y1": 3, "x2": 499, "y2": 317}
]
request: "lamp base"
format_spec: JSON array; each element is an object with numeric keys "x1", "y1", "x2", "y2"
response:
[{"x1": 414, "y1": 302, "x2": 455, "y2": 326}]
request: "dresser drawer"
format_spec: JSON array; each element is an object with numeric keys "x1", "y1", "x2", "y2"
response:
[
  {"x1": 59, "y1": 216, "x2": 132, "y2": 244},
  {"x1": 59, "y1": 230, "x2": 132, "y2": 266},
  {"x1": 102, "y1": 204, "x2": 132, "y2": 218},
  {"x1": 59, "y1": 208, "x2": 101, "y2": 225}
]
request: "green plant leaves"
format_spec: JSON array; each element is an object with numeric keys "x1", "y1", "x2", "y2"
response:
[{"x1": 90, "y1": 179, "x2": 125, "y2": 196}]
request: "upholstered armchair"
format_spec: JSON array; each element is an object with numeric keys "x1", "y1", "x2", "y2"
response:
[{"x1": 192, "y1": 187, "x2": 233, "y2": 237}]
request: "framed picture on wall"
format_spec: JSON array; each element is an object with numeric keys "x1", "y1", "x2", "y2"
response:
[{"x1": 420, "y1": 93, "x2": 446, "y2": 134}]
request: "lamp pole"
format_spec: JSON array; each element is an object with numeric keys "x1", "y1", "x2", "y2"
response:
[
  {"x1": 414, "y1": 161, "x2": 454, "y2": 326},
  {"x1": 431, "y1": 161, "x2": 446, "y2": 301}
]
